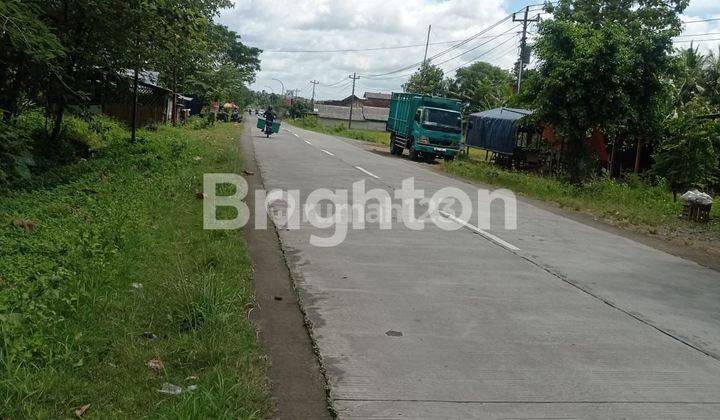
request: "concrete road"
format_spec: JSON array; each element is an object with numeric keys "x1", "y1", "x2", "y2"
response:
[{"x1": 244, "y1": 120, "x2": 720, "y2": 419}]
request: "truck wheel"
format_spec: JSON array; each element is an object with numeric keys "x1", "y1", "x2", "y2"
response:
[
  {"x1": 409, "y1": 147, "x2": 419, "y2": 161},
  {"x1": 390, "y1": 139, "x2": 402, "y2": 155}
]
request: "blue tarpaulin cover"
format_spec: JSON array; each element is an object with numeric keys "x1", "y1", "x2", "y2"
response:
[{"x1": 466, "y1": 108, "x2": 533, "y2": 155}]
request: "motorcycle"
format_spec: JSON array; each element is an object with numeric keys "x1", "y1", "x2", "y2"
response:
[{"x1": 264, "y1": 120, "x2": 273, "y2": 138}]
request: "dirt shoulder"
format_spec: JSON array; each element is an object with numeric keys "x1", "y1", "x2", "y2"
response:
[{"x1": 240, "y1": 124, "x2": 333, "y2": 419}]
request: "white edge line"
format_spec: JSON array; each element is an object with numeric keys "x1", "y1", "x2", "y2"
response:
[
  {"x1": 354, "y1": 166, "x2": 380, "y2": 179},
  {"x1": 321, "y1": 149, "x2": 335, "y2": 156},
  {"x1": 304, "y1": 140, "x2": 312, "y2": 145},
  {"x1": 438, "y1": 210, "x2": 520, "y2": 251}
]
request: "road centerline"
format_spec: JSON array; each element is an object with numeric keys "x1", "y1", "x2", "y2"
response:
[
  {"x1": 321, "y1": 149, "x2": 335, "y2": 156},
  {"x1": 354, "y1": 166, "x2": 380, "y2": 179},
  {"x1": 438, "y1": 210, "x2": 520, "y2": 251}
]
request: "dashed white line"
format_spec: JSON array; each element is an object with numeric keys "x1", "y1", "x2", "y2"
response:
[
  {"x1": 321, "y1": 149, "x2": 335, "y2": 156},
  {"x1": 304, "y1": 140, "x2": 312, "y2": 145},
  {"x1": 354, "y1": 166, "x2": 380, "y2": 179},
  {"x1": 438, "y1": 210, "x2": 520, "y2": 252}
]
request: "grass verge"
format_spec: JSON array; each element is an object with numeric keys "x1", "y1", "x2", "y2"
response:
[
  {"x1": 0, "y1": 122, "x2": 269, "y2": 418},
  {"x1": 443, "y1": 156, "x2": 720, "y2": 236},
  {"x1": 289, "y1": 116, "x2": 390, "y2": 145}
]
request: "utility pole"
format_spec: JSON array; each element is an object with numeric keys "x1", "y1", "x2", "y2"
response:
[
  {"x1": 348, "y1": 72, "x2": 360, "y2": 129},
  {"x1": 513, "y1": 7, "x2": 538, "y2": 94},
  {"x1": 131, "y1": 68, "x2": 139, "y2": 142},
  {"x1": 310, "y1": 80, "x2": 319, "y2": 111},
  {"x1": 423, "y1": 24, "x2": 432, "y2": 64}
]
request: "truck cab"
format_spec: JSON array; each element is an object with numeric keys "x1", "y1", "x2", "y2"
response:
[{"x1": 407, "y1": 107, "x2": 462, "y2": 161}]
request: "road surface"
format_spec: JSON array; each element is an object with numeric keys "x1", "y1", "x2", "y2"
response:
[{"x1": 244, "y1": 119, "x2": 720, "y2": 419}]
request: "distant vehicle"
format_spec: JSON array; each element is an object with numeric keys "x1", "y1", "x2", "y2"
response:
[{"x1": 386, "y1": 93, "x2": 462, "y2": 161}]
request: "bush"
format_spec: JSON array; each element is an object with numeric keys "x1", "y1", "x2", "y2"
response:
[
  {"x1": 1, "y1": 111, "x2": 130, "y2": 186},
  {"x1": 186, "y1": 115, "x2": 210, "y2": 130},
  {"x1": 293, "y1": 115, "x2": 320, "y2": 129},
  {"x1": 88, "y1": 114, "x2": 127, "y2": 145},
  {"x1": 0, "y1": 122, "x2": 35, "y2": 185},
  {"x1": 61, "y1": 116, "x2": 103, "y2": 153}
]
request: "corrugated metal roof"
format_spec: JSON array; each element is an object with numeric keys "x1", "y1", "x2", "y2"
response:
[
  {"x1": 470, "y1": 108, "x2": 533, "y2": 121},
  {"x1": 364, "y1": 92, "x2": 392, "y2": 100}
]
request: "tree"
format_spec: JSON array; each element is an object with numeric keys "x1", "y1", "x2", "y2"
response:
[
  {"x1": 704, "y1": 46, "x2": 720, "y2": 107},
  {"x1": 446, "y1": 62, "x2": 513, "y2": 114},
  {"x1": 653, "y1": 99, "x2": 718, "y2": 198},
  {"x1": 403, "y1": 63, "x2": 446, "y2": 96},
  {"x1": 0, "y1": 0, "x2": 65, "y2": 120},
  {"x1": 674, "y1": 45, "x2": 708, "y2": 107},
  {"x1": 532, "y1": 0, "x2": 688, "y2": 181}
]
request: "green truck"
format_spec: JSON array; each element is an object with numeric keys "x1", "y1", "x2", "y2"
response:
[{"x1": 386, "y1": 93, "x2": 463, "y2": 161}]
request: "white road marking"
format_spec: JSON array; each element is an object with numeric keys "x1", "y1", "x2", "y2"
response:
[
  {"x1": 354, "y1": 166, "x2": 380, "y2": 179},
  {"x1": 321, "y1": 149, "x2": 335, "y2": 156},
  {"x1": 304, "y1": 140, "x2": 312, "y2": 145},
  {"x1": 438, "y1": 210, "x2": 520, "y2": 252}
]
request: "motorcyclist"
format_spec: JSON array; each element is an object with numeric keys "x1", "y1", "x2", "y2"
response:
[{"x1": 263, "y1": 106, "x2": 276, "y2": 124}]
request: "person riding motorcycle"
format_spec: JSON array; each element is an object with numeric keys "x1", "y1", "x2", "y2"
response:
[
  {"x1": 263, "y1": 107, "x2": 276, "y2": 124},
  {"x1": 262, "y1": 106, "x2": 277, "y2": 137}
]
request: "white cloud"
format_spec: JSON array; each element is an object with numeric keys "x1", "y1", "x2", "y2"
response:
[
  {"x1": 217, "y1": 0, "x2": 720, "y2": 101},
  {"x1": 218, "y1": 0, "x2": 519, "y2": 99}
]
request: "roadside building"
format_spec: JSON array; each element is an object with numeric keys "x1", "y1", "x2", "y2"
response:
[
  {"x1": 92, "y1": 70, "x2": 175, "y2": 126},
  {"x1": 363, "y1": 92, "x2": 392, "y2": 108},
  {"x1": 321, "y1": 94, "x2": 364, "y2": 108}
]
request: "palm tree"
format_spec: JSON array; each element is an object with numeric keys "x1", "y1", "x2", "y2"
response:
[{"x1": 704, "y1": 46, "x2": 720, "y2": 107}]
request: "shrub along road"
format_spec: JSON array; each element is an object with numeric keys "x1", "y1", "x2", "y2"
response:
[{"x1": 254, "y1": 121, "x2": 720, "y2": 418}]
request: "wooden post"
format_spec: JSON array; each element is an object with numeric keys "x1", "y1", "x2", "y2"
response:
[{"x1": 634, "y1": 137, "x2": 643, "y2": 173}]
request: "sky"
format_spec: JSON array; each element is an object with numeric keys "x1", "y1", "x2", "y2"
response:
[{"x1": 217, "y1": 0, "x2": 720, "y2": 101}]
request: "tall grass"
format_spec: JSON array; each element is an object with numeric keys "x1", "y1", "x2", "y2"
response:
[
  {"x1": 291, "y1": 115, "x2": 390, "y2": 145},
  {"x1": 444, "y1": 158, "x2": 719, "y2": 232},
  {"x1": 0, "y1": 123, "x2": 269, "y2": 418}
]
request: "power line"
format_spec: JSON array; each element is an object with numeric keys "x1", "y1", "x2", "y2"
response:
[
  {"x1": 261, "y1": 39, "x2": 462, "y2": 53},
  {"x1": 683, "y1": 17, "x2": 720, "y2": 24},
  {"x1": 361, "y1": 13, "x2": 516, "y2": 78},
  {"x1": 320, "y1": 77, "x2": 350, "y2": 87},
  {"x1": 675, "y1": 32, "x2": 720, "y2": 38},
  {"x1": 360, "y1": 4, "x2": 548, "y2": 79},
  {"x1": 675, "y1": 38, "x2": 720, "y2": 43},
  {"x1": 445, "y1": 34, "x2": 521, "y2": 73},
  {"x1": 433, "y1": 24, "x2": 521, "y2": 67}
]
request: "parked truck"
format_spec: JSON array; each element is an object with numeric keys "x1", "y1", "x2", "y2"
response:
[{"x1": 386, "y1": 93, "x2": 463, "y2": 161}]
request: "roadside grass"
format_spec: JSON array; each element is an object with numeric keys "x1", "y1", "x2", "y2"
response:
[
  {"x1": 0, "y1": 122, "x2": 270, "y2": 418},
  {"x1": 443, "y1": 156, "x2": 720, "y2": 235},
  {"x1": 289, "y1": 116, "x2": 390, "y2": 145}
]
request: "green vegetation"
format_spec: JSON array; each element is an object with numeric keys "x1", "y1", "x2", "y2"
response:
[
  {"x1": 1, "y1": 0, "x2": 260, "y2": 146},
  {"x1": 444, "y1": 156, "x2": 719, "y2": 234},
  {"x1": 290, "y1": 116, "x2": 390, "y2": 145},
  {"x1": 0, "y1": 120, "x2": 270, "y2": 418}
]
